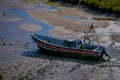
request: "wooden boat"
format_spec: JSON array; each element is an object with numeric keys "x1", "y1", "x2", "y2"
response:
[{"x1": 31, "y1": 34, "x2": 108, "y2": 60}]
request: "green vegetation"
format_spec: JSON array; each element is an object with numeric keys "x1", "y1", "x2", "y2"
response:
[
  {"x1": 21, "y1": 0, "x2": 61, "y2": 6},
  {"x1": 21, "y1": 0, "x2": 120, "y2": 13},
  {"x1": 0, "y1": 73, "x2": 3, "y2": 80},
  {"x1": 84, "y1": 0, "x2": 120, "y2": 12},
  {"x1": 0, "y1": 73, "x2": 9, "y2": 80},
  {"x1": 20, "y1": 0, "x2": 49, "y2": 4},
  {"x1": 50, "y1": 0, "x2": 120, "y2": 13}
]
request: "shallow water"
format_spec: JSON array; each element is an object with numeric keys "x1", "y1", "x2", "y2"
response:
[
  {"x1": 0, "y1": 2, "x2": 61, "y2": 42},
  {"x1": 24, "y1": 4, "x2": 60, "y2": 11},
  {"x1": 0, "y1": 8, "x2": 53, "y2": 42},
  {"x1": 34, "y1": 4, "x2": 60, "y2": 11},
  {"x1": 61, "y1": 16, "x2": 92, "y2": 21}
]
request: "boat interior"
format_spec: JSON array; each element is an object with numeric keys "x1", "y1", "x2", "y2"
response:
[{"x1": 34, "y1": 34, "x2": 102, "y2": 51}]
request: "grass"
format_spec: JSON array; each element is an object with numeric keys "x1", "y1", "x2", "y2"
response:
[
  {"x1": 20, "y1": 0, "x2": 61, "y2": 7},
  {"x1": 20, "y1": 0, "x2": 48, "y2": 4},
  {"x1": 83, "y1": 0, "x2": 120, "y2": 12},
  {"x1": 47, "y1": 2, "x2": 61, "y2": 7},
  {"x1": 0, "y1": 73, "x2": 3, "y2": 80},
  {"x1": 0, "y1": 73, "x2": 9, "y2": 80},
  {"x1": 20, "y1": 0, "x2": 120, "y2": 13},
  {"x1": 22, "y1": 69, "x2": 33, "y2": 79}
]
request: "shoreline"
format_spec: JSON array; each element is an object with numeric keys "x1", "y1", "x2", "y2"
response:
[{"x1": 26, "y1": 6, "x2": 110, "y2": 38}]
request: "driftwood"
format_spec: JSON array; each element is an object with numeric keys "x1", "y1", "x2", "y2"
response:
[{"x1": 0, "y1": 35, "x2": 7, "y2": 45}]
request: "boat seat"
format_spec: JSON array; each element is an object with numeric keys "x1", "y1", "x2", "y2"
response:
[
  {"x1": 93, "y1": 47, "x2": 100, "y2": 51},
  {"x1": 79, "y1": 44, "x2": 98, "y2": 50},
  {"x1": 43, "y1": 39, "x2": 50, "y2": 43}
]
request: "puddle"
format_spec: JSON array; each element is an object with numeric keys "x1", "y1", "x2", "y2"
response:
[
  {"x1": 35, "y1": 4, "x2": 60, "y2": 11},
  {"x1": 24, "y1": 4, "x2": 60, "y2": 11},
  {"x1": 61, "y1": 16, "x2": 119, "y2": 21},
  {"x1": 61, "y1": 16, "x2": 92, "y2": 21},
  {"x1": 0, "y1": 8, "x2": 53, "y2": 41},
  {"x1": 46, "y1": 6, "x2": 60, "y2": 11}
]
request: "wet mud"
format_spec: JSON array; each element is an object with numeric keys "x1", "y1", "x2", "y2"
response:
[{"x1": 0, "y1": 0, "x2": 120, "y2": 80}]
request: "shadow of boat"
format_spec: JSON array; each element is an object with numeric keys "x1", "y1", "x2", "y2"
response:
[{"x1": 21, "y1": 49, "x2": 103, "y2": 65}]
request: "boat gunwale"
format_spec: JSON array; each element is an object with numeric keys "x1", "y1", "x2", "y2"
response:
[{"x1": 31, "y1": 34, "x2": 102, "y2": 53}]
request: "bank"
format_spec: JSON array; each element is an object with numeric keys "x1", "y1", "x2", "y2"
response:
[{"x1": 46, "y1": 0, "x2": 120, "y2": 18}]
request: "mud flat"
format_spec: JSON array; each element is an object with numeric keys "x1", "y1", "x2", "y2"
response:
[
  {"x1": 0, "y1": 0, "x2": 120, "y2": 80},
  {"x1": 28, "y1": 8, "x2": 109, "y2": 38},
  {"x1": 111, "y1": 34, "x2": 120, "y2": 42}
]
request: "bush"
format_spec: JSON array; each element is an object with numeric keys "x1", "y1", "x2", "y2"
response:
[{"x1": 84, "y1": 0, "x2": 120, "y2": 12}]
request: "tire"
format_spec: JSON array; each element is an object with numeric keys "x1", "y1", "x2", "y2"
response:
[{"x1": 83, "y1": 37, "x2": 91, "y2": 45}]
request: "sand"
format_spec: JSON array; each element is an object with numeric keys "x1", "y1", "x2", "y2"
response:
[{"x1": 20, "y1": 23, "x2": 42, "y2": 32}]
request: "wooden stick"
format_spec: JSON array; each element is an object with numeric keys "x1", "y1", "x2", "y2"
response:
[{"x1": 0, "y1": 35, "x2": 7, "y2": 45}]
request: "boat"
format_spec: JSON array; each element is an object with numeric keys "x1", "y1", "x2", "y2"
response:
[{"x1": 31, "y1": 34, "x2": 109, "y2": 60}]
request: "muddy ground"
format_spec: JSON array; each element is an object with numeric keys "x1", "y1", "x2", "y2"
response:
[{"x1": 0, "y1": 0, "x2": 120, "y2": 80}]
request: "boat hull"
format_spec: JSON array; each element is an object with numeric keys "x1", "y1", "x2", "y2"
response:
[
  {"x1": 31, "y1": 34, "x2": 103, "y2": 60},
  {"x1": 38, "y1": 45, "x2": 103, "y2": 60}
]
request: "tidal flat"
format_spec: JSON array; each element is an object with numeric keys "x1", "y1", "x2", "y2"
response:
[{"x1": 0, "y1": 0, "x2": 120, "y2": 80}]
